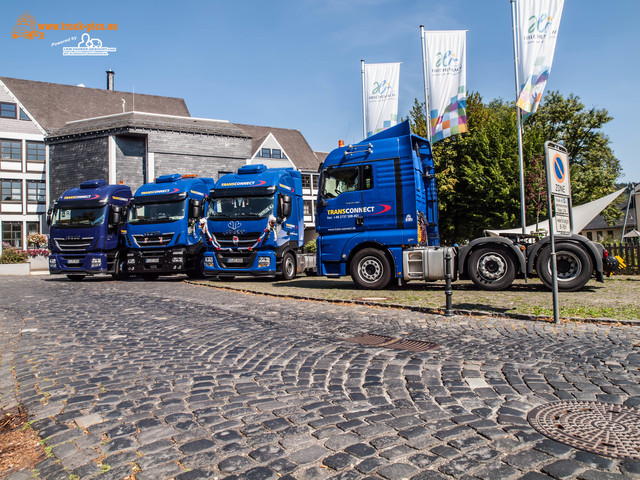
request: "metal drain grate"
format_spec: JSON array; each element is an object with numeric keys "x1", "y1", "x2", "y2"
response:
[
  {"x1": 344, "y1": 334, "x2": 439, "y2": 353},
  {"x1": 528, "y1": 401, "x2": 640, "y2": 460}
]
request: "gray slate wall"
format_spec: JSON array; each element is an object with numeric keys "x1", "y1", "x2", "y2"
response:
[
  {"x1": 115, "y1": 135, "x2": 146, "y2": 191},
  {"x1": 48, "y1": 136, "x2": 109, "y2": 202}
]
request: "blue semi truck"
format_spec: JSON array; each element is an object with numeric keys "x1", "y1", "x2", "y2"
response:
[
  {"x1": 47, "y1": 179, "x2": 131, "y2": 281},
  {"x1": 316, "y1": 120, "x2": 610, "y2": 291},
  {"x1": 202, "y1": 164, "x2": 312, "y2": 279},
  {"x1": 125, "y1": 173, "x2": 214, "y2": 280}
]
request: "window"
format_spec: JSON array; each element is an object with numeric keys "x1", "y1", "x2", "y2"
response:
[
  {"x1": 217, "y1": 171, "x2": 232, "y2": 180},
  {"x1": 0, "y1": 103, "x2": 16, "y2": 119},
  {"x1": 1, "y1": 140, "x2": 21, "y2": 160},
  {"x1": 272, "y1": 149, "x2": 282, "y2": 159},
  {"x1": 586, "y1": 232, "x2": 593, "y2": 241},
  {"x1": 27, "y1": 181, "x2": 45, "y2": 203},
  {"x1": 27, "y1": 221, "x2": 40, "y2": 236},
  {"x1": 2, "y1": 179, "x2": 22, "y2": 202},
  {"x1": 2, "y1": 221, "x2": 22, "y2": 248},
  {"x1": 301, "y1": 175, "x2": 311, "y2": 189},
  {"x1": 321, "y1": 167, "x2": 359, "y2": 198},
  {"x1": 303, "y1": 200, "x2": 312, "y2": 216},
  {"x1": 19, "y1": 109, "x2": 29, "y2": 121},
  {"x1": 261, "y1": 148, "x2": 271, "y2": 158},
  {"x1": 26, "y1": 142, "x2": 45, "y2": 162}
]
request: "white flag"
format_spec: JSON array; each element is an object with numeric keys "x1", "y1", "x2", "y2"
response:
[
  {"x1": 363, "y1": 62, "x2": 401, "y2": 138},
  {"x1": 424, "y1": 30, "x2": 467, "y2": 142},
  {"x1": 516, "y1": 0, "x2": 564, "y2": 114}
]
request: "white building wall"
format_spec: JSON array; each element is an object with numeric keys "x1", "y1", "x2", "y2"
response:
[{"x1": 0, "y1": 82, "x2": 48, "y2": 253}]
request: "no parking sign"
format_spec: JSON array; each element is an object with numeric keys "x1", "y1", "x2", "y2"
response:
[{"x1": 545, "y1": 141, "x2": 572, "y2": 235}]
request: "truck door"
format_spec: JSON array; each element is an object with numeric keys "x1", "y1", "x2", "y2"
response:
[{"x1": 316, "y1": 166, "x2": 364, "y2": 235}]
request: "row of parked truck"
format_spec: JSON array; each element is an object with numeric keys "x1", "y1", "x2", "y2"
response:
[{"x1": 47, "y1": 121, "x2": 616, "y2": 291}]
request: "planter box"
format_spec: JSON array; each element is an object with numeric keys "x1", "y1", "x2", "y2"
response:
[
  {"x1": 0, "y1": 263, "x2": 31, "y2": 276},
  {"x1": 28, "y1": 255, "x2": 50, "y2": 273}
]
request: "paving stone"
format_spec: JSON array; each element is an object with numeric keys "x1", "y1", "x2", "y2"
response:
[
  {"x1": 289, "y1": 445, "x2": 330, "y2": 465},
  {"x1": 409, "y1": 471, "x2": 450, "y2": 480},
  {"x1": 179, "y1": 438, "x2": 216, "y2": 454},
  {"x1": 322, "y1": 452, "x2": 357, "y2": 470},
  {"x1": 218, "y1": 455, "x2": 255, "y2": 473},
  {"x1": 377, "y1": 462, "x2": 419, "y2": 479},
  {"x1": 542, "y1": 459, "x2": 586, "y2": 480},
  {"x1": 504, "y1": 449, "x2": 553, "y2": 469},
  {"x1": 344, "y1": 442, "x2": 376, "y2": 458},
  {"x1": 571, "y1": 451, "x2": 616, "y2": 470}
]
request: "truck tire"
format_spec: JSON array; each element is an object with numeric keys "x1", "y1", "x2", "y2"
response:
[
  {"x1": 468, "y1": 246, "x2": 516, "y2": 291},
  {"x1": 111, "y1": 254, "x2": 129, "y2": 280},
  {"x1": 141, "y1": 273, "x2": 159, "y2": 281},
  {"x1": 66, "y1": 274, "x2": 86, "y2": 282},
  {"x1": 536, "y1": 243, "x2": 593, "y2": 292},
  {"x1": 350, "y1": 248, "x2": 391, "y2": 290},
  {"x1": 186, "y1": 252, "x2": 206, "y2": 279},
  {"x1": 278, "y1": 252, "x2": 296, "y2": 281}
]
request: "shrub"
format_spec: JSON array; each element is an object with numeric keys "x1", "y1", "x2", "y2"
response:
[
  {"x1": 0, "y1": 244, "x2": 29, "y2": 264},
  {"x1": 302, "y1": 239, "x2": 317, "y2": 253}
]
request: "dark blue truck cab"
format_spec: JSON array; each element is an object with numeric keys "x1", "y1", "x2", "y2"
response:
[
  {"x1": 125, "y1": 173, "x2": 214, "y2": 280},
  {"x1": 316, "y1": 121, "x2": 607, "y2": 291},
  {"x1": 47, "y1": 179, "x2": 131, "y2": 281},
  {"x1": 203, "y1": 164, "x2": 308, "y2": 279}
]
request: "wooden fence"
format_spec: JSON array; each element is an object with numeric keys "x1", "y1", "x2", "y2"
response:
[{"x1": 603, "y1": 243, "x2": 640, "y2": 275}]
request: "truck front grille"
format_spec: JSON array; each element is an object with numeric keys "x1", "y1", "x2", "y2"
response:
[
  {"x1": 215, "y1": 233, "x2": 261, "y2": 249},
  {"x1": 54, "y1": 237, "x2": 94, "y2": 252},
  {"x1": 132, "y1": 233, "x2": 174, "y2": 247}
]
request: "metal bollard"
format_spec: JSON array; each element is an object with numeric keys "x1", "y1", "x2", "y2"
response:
[{"x1": 444, "y1": 249, "x2": 454, "y2": 317}]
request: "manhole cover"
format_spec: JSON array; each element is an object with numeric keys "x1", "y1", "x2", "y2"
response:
[
  {"x1": 528, "y1": 401, "x2": 640, "y2": 459},
  {"x1": 344, "y1": 334, "x2": 439, "y2": 353}
]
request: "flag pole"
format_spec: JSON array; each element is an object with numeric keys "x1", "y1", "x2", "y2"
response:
[
  {"x1": 361, "y1": 60, "x2": 367, "y2": 140},
  {"x1": 420, "y1": 25, "x2": 432, "y2": 143},
  {"x1": 511, "y1": 0, "x2": 527, "y2": 235}
]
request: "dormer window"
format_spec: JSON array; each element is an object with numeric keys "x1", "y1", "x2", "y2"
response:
[{"x1": 0, "y1": 102, "x2": 17, "y2": 119}]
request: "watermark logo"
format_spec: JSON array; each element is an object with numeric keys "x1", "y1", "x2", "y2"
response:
[
  {"x1": 63, "y1": 33, "x2": 116, "y2": 56},
  {"x1": 11, "y1": 12, "x2": 44, "y2": 40}
]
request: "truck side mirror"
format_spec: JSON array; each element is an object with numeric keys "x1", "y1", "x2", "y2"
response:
[
  {"x1": 190, "y1": 199, "x2": 203, "y2": 219},
  {"x1": 46, "y1": 207, "x2": 53, "y2": 226},
  {"x1": 109, "y1": 205, "x2": 123, "y2": 228},
  {"x1": 278, "y1": 195, "x2": 292, "y2": 220}
]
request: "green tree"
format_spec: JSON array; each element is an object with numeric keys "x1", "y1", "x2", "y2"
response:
[{"x1": 408, "y1": 90, "x2": 622, "y2": 243}]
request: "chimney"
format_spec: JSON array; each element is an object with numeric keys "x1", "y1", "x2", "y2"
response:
[{"x1": 106, "y1": 70, "x2": 115, "y2": 91}]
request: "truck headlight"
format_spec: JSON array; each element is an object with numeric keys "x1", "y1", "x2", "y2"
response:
[
  {"x1": 258, "y1": 256, "x2": 270, "y2": 268},
  {"x1": 49, "y1": 258, "x2": 56, "y2": 267},
  {"x1": 91, "y1": 258, "x2": 102, "y2": 268},
  {"x1": 127, "y1": 257, "x2": 135, "y2": 264},
  {"x1": 204, "y1": 256, "x2": 214, "y2": 268}
]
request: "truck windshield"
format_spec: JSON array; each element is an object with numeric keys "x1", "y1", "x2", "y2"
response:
[
  {"x1": 208, "y1": 195, "x2": 275, "y2": 220},
  {"x1": 51, "y1": 206, "x2": 106, "y2": 227},
  {"x1": 321, "y1": 167, "x2": 360, "y2": 198},
  {"x1": 128, "y1": 200, "x2": 186, "y2": 224}
]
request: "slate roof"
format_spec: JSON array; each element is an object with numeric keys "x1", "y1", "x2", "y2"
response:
[
  {"x1": 582, "y1": 198, "x2": 637, "y2": 230},
  {"x1": 47, "y1": 112, "x2": 250, "y2": 139},
  {"x1": 234, "y1": 123, "x2": 322, "y2": 171},
  {"x1": 0, "y1": 77, "x2": 190, "y2": 132}
]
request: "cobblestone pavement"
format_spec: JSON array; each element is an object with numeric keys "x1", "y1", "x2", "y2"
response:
[{"x1": 1, "y1": 276, "x2": 640, "y2": 480}]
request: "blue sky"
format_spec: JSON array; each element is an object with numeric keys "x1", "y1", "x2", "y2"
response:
[{"x1": 3, "y1": 0, "x2": 638, "y2": 182}]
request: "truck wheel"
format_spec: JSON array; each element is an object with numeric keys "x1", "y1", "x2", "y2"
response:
[
  {"x1": 66, "y1": 274, "x2": 86, "y2": 282},
  {"x1": 141, "y1": 273, "x2": 159, "y2": 281},
  {"x1": 350, "y1": 248, "x2": 391, "y2": 290},
  {"x1": 186, "y1": 253, "x2": 206, "y2": 279},
  {"x1": 278, "y1": 252, "x2": 296, "y2": 281},
  {"x1": 536, "y1": 243, "x2": 593, "y2": 292},
  {"x1": 111, "y1": 255, "x2": 129, "y2": 280},
  {"x1": 468, "y1": 247, "x2": 516, "y2": 291}
]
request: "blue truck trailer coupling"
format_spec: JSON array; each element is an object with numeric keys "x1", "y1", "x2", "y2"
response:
[
  {"x1": 202, "y1": 164, "x2": 313, "y2": 279},
  {"x1": 47, "y1": 179, "x2": 131, "y2": 281},
  {"x1": 316, "y1": 121, "x2": 612, "y2": 291},
  {"x1": 125, "y1": 173, "x2": 214, "y2": 280}
]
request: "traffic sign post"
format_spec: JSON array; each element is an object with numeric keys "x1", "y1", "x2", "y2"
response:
[{"x1": 544, "y1": 141, "x2": 571, "y2": 324}]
